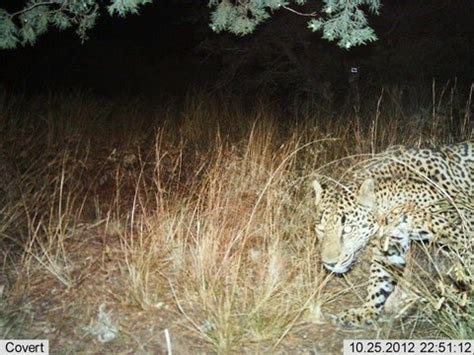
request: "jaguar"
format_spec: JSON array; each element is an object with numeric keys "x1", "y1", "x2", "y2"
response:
[{"x1": 312, "y1": 141, "x2": 473, "y2": 327}]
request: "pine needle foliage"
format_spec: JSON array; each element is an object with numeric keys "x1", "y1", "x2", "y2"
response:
[
  {"x1": 0, "y1": 0, "x2": 151, "y2": 49},
  {"x1": 0, "y1": 0, "x2": 381, "y2": 49},
  {"x1": 209, "y1": 0, "x2": 381, "y2": 48}
]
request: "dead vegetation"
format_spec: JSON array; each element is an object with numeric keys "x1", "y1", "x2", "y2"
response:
[{"x1": 0, "y1": 85, "x2": 472, "y2": 353}]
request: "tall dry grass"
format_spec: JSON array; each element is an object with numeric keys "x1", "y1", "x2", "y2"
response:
[{"x1": 0, "y1": 84, "x2": 472, "y2": 351}]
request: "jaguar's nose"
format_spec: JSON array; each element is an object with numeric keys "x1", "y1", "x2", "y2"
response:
[{"x1": 323, "y1": 262, "x2": 336, "y2": 269}]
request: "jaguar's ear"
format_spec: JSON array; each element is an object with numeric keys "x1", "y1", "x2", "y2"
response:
[
  {"x1": 312, "y1": 179, "x2": 324, "y2": 205},
  {"x1": 356, "y1": 178, "x2": 376, "y2": 208}
]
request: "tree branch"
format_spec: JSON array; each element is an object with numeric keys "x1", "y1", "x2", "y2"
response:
[
  {"x1": 281, "y1": 5, "x2": 318, "y2": 17},
  {"x1": 9, "y1": 1, "x2": 58, "y2": 19}
]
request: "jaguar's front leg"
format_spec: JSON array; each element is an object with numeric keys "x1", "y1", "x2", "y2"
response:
[{"x1": 337, "y1": 221, "x2": 411, "y2": 328}]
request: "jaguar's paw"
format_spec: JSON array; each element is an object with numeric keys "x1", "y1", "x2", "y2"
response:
[{"x1": 336, "y1": 307, "x2": 378, "y2": 328}]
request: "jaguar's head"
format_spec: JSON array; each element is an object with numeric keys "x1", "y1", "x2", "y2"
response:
[{"x1": 312, "y1": 178, "x2": 380, "y2": 274}]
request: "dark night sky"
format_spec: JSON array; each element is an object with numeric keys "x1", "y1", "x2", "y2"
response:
[{"x1": 0, "y1": 0, "x2": 473, "y2": 97}]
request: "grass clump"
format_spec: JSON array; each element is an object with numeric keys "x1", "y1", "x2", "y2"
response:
[{"x1": 0, "y1": 85, "x2": 472, "y2": 352}]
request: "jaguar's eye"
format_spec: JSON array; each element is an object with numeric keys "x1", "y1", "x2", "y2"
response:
[
  {"x1": 315, "y1": 212, "x2": 325, "y2": 225},
  {"x1": 343, "y1": 225, "x2": 353, "y2": 234}
]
